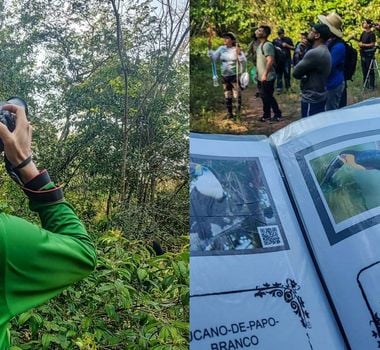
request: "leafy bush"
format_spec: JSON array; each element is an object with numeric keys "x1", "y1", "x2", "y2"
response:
[{"x1": 10, "y1": 232, "x2": 189, "y2": 349}]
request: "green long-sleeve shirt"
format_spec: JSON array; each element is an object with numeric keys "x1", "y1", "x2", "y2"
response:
[{"x1": 0, "y1": 184, "x2": 97, "y2": 348}]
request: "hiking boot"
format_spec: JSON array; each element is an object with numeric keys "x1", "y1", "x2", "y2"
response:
[
  {"x1": 259, "y1": 117, "x2": 270, "y2": 122},
  {"x1": 273, "y1": 115, "x2": 283, "y2": 122}
]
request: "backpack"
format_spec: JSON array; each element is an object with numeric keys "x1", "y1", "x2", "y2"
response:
[
  {"x1": 329, "y1": 39, "x2": 358, "y2": 81},
  {"x1": 273, "y1": 40, "x2": 287, "y2": 66},
  {"x1": 261, "y1": 41, "x2": 286, "y2": 68}
]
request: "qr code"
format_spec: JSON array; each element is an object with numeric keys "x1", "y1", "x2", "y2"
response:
[{"x1": 257, "y1": 225, "x2": 283, "y2": 248}]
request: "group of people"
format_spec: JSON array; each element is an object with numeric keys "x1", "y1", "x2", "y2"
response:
[{"x1": 208, "y1": 13, "x2": 379, "y2": 120}]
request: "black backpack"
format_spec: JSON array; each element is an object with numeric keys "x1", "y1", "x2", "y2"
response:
[
  {"x1": 273, "y1": 40, "x2": 287, "y2": 66},
  {"x1": 274, "y1": 45, "x2": 287, "y2": 67},
  {"x1": 329, "y1": 39, "x2": 358, "y2": 81},
  {"x1": 260, "y1": 41, "x2": 286, "y2": 68}
]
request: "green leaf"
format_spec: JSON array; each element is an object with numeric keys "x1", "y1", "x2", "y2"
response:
[
  {"x1": 81, "y1": 317, "x2": 92, "y2": 330},
  {"x1": 41, "y1": 334, "x2": 54, "y2": 349},
  {"x1": 66, "y1": 330, "x2": 77, "y2": 338},
  {"x1": 137, "y1": 268, "x2": 148, "y2": 281},
  {"x1": 159, "y1": 325, "x2": 171, "y2": 341},
  {"x1": 17, "y1": 311, "x2": 33, "y2": 325}
]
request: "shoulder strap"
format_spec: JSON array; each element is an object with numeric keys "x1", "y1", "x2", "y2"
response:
[
  {"x1": 261, "y1": 40, "x2": 271, "y2": 55},
  {"x1": 328, "y1": 37, "x2": 345, "y2": 50},
  {"x1": 260, "y1": 41, "x2": 265, "y2": 55}
]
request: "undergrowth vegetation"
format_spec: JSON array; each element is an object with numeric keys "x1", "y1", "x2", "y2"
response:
[{"x1": 9, "y1": 232, "x2": 189, "y2": 350}]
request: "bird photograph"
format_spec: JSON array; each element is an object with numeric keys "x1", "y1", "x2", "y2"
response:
[
  {"x1": 310, "y1": 141, "x2": 380, "y2": 224},
  {"x1": 190, "y1": 158, "x2": 279, "y2": 254},
  {"x1": 190, "y1": 162, "x2": 227, "y2": 203}
]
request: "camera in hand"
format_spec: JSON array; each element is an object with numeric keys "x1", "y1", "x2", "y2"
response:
[{"x1": 0, "y1": 97, "x2": 28, "y2": 152}]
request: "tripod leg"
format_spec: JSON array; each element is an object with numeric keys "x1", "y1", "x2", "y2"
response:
[
  {"x1": 374, "y1": 59, "x2": 380, "y2": 79},
  {"x1": 363, "y1": 59, "x2": 374, "y2": 91}
]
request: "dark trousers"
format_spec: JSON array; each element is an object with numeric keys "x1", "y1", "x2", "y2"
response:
[
  {"x1": 361, "y1": 54, "x2": 375, "y2": 89},
  {"x1": 339, "y1": 82, "x2": 347, "y2": 108},
  {"x1": 276, "y1": 58, "x2": 291, "y2": 90},
  {"x1": 301, "y1": 100, "x2": 326, "y2": 118},
  {"x1": 222, "y1": 75, "x2": 241, "y2": 116},
  {"x1": 257, "y1": 80, "x2": 282, "y2": 119}
]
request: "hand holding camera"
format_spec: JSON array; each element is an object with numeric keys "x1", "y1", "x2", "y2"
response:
[{"x1": 0, "y1": 97, "x2": 39, "y2": 184}]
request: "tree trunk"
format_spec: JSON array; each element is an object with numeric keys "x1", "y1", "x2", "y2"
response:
[{"x1": 110, "y1": 0, "x2": 129, "y2": 203}]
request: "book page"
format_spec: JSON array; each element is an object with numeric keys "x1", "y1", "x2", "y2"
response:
[{"x1": 190, "y1": 133, "x2": 345, "y2": 350}]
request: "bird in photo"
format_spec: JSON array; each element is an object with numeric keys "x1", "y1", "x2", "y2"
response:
[
  {"x1": 321, "y1": 149, "x2": 380, "y2": 186},
  {"x1": 190, "y1": 162, "x2": 227, "y2": 200}
]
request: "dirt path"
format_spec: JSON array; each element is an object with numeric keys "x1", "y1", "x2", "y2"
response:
[
  {"x1": 191, "y1": 84, "x2": 379, "y2": 136},
  {"x1": 192, "y1": 88, "x2": 302, "y2": 136},
  {"x1": 239, "y1": 89, "x2": 300, "y2": 134}
]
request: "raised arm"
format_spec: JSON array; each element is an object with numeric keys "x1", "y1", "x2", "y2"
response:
[{"x1": 0, "y1": 104, "x2": 96, "y2": 320}]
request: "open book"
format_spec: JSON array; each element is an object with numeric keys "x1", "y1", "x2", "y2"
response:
[{"x1": 190, "y1": 98, "x2": 380, "y2": 350}]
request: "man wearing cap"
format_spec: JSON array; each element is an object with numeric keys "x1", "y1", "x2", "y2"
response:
[
  {"x1": 208, "y1": 32, "x2": 247, "y2": 118},
  {"x1": 318, "y1": 13, "x2": 346, "y2": 110},
  {"x1": 273, "y1": 28, "x2": 294, "y2": 93},
  {"x1": 293, "y1": 24, "x2": 332, "y2": 118},
  {"x1": 359, "y1": 19, "x2": 376, "y2": 90}
]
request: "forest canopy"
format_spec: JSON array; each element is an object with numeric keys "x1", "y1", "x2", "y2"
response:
[{"x1": 191, "y1": 0, "x2": 380, "y2": 43}]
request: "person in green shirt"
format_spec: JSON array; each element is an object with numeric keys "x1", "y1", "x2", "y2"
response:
[{"x1": 0, "y1": 103, "x2": 97, "y2": 348}]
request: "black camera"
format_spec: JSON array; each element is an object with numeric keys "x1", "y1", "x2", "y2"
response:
[{"x1": 0, "y1": 97, "x2": 28, "y2": 152}]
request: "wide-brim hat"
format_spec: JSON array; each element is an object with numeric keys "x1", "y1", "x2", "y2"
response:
[{"x1": 318, "y1": 13, "x2": 343, "y2": 38}]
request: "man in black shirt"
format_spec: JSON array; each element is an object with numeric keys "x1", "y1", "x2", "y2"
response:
[
  {"x1": 273, "y1": 28, "x2": 294, "y2": 93},
  {"x1": 359, "y1": 19, "x2": 376, "y2": 89}
]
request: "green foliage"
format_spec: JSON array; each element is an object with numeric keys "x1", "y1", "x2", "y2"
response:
[
  {"x1": 10, "y1": 234, "x2": 189, "y2": 349},
  {"x1": 0, "y1": 0, "x2": 189, "y2": 235},
  {"x1": 191, "y1": 0, "x2": 255, "y2": 37},
  {"x1": 191, "y1": 0, "x2": 380, "y2": 46}
]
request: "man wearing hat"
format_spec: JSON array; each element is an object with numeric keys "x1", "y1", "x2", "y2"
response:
[
  {"x1": 318, "y1": 13, "x2": 346, "y2": 110},
  {"x1": 293, "y1": 24, "x2": 332, "y2": 118},
  {"x1": 208, "y1": 32, "x2": 247, "y2": 118}
]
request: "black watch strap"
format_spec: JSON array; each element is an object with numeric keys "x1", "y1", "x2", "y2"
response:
[{"x1": 14, "y1": 155, "x2": 33, "y2": 170}]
